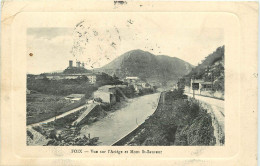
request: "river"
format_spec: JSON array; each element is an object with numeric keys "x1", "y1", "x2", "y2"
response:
[{"x1": 80, "y1": 93, "x2": 161, "y2": 145}]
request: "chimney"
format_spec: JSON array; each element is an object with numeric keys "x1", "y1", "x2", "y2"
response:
[
  {"x1": 69, "y1": 60, "x2": 73, "y2": 68},
  {"x1": 82, "y1": 62, "x2": 85, "y2": 68}
]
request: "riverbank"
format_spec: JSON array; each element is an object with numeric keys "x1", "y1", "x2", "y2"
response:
[
  {"x1": 114, "y1": 90, "x2": 216, "y2": 146},
  {"x1": 26, "y1": 92, "x2": 143, "y2": 146},
  {"x1": 80, "y1": 93, "x2": 161, "y2": 145},
  {"x1": 27, "y1": 106, "x2": 101, "y2": 146}
]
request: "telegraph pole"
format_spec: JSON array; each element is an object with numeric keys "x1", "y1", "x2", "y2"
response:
[{"x1": 192, "y1": 75, "x2": 195, "y2": 99}]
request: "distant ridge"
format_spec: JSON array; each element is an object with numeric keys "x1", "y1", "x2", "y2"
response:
[{"x1": 97, "y1": 49, "x2": 193, "y2": 86}]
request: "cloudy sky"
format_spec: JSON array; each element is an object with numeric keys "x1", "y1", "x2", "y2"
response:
[{"x1": 27, "y1": 14, "x2": 224, "y2": 74}]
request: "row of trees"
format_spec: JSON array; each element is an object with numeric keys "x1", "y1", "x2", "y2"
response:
[
  {"x1": 27, "y1": 72, "x2": 123, "y2": 99},
  {"x1": 95, "y1": 73, "x2": 123, "y2": 87}
]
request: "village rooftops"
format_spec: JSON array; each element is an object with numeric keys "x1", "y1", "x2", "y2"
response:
[
  {"x1": 97, "y1": 85, "x2": 120, "y2": 93},
  {"x1": 191, "y1": 79, "x2": 204, "y2": 83},
  {"x1": 125, "y1": 77, "x2": 139, "y2": 80},
  {"x1": 51, "y1": 73, "x2": 97, "y2": 76},
  {"x1": 97, "y1": 85, "x2": 127, "y2": 92},
  {"x1": 98, "y1": 85, "x2": 116, "y2": 91},
  {"x1": 201, "y1": 82, "x2": 213, "y2": 85},
  {"x1": 191, "y1": 79, "x2": 212, "y2": 84}
]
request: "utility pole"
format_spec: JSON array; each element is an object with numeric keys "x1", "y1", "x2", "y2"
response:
[
  {"x1": 192, "y1": 75, "x2": 195, "y2": 99},
  {"x1": 211, "y1": 72, "x2": 214, "y2": 91}
]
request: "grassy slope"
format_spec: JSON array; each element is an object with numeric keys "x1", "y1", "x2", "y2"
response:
[
  {"x1": 126, "y1": 91, "x2": 216, "y2": 146},
  {"x1": 26, "y1": 93, "x2": 85, "y2": 125}
]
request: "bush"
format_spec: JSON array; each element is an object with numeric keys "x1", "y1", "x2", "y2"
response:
[
  {"x1": 100, "y1": 102, "x2": 111, "y2": 111},
  {"x1": 119, "y1": 85, "x2": 136, "y2": 98},
  {"x1": 127, "y1": 92, "x2": 215, "y2": 146},
  {"x1": 94, "y1": 97, "x2": 102, "y2": 103},
  {"x1": 165, "y1": 89, "x2": 184, "y2": 101},
  {"x1": 138, "y1": 88, "x2": 153, "y2": 96}
]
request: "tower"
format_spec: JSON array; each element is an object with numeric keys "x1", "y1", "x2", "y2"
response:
[
  {"x1": 69, "y1": 60, "x2": 73, "y2": 68},
  {"x1": 76, "y1": 61, "x2": 81, "y2": 68}
]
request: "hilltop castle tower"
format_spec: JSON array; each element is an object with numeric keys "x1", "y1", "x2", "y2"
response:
[
  {"x1": 69, "y1": 60, "x2": 73, "y2": 68},
  {"x1": 68, "y1": 60, "x2": 85, "y2": 68},
  {"x1": 76, "y1": 61, "x2": 81, "y2": 68}
]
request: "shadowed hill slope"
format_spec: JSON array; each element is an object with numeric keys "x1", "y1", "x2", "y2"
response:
[{"x1": 97, "y1": 49, "x2": 193, "y2": 86}]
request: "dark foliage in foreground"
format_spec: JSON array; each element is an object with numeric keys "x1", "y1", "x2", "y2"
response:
[{"x1": 125, "y1": 91, "x2": 215, "y2": 146}]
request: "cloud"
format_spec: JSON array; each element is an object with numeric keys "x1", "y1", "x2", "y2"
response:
[
  {"x1": 27, "y1": 30, "x2": 74, "y2": 74},
  {"x1": 27, "y1": 15, "x2": 225, "y2": 74},
  {"x1": 27, "y1": 28, "x2": 73, "y2": 39},
  {"x1": 49, "y1": 35, "x2": 73, "y2": 45}
]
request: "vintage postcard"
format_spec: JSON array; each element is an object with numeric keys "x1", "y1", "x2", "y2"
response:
[{"x1": 1, "y1": 1, "x2": 258, "y2": 166}]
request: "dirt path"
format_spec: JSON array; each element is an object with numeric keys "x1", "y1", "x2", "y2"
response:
[{"x1": 27, "y1": 103, "x2": 88, "y2": 127}]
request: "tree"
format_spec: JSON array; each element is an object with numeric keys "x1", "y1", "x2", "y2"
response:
[
  {"x1": 112, "y1": 73, "x2": 121, "y2": 85},
  {"x1": 41, "y1": 74, "x2": 49, "y2": 83},
  {"x1": 177, "y1": 78, "x2": 185, "y2": 91}
]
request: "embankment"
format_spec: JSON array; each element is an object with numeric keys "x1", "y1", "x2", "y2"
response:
[
  {"x1": 27, "y1": 104, "x2": 106, "y2": 146},
  {"x1": 113, "y1": 90, "x2": 216, "y2": 146},
  {"x1": 113, "y1": 92, "x2": 164, "y2": 146},
  {"x1": 201, "y1": 102, "x2": 225, "y2": 145}
]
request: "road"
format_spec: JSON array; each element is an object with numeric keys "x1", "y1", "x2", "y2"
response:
[
  {"x1": 27, "y1": 103, "x2": 88, "y2": 127},
  {"x1": 186, "y1": 93, "x2": 225, "y2": 145},
  {"x1": 72, "y1": 103, "x2": 98, "y2": 126}
]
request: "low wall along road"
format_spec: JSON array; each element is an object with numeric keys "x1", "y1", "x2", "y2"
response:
[{"x1": 185, "y1": 93, "x2": 225, "y2": 145}]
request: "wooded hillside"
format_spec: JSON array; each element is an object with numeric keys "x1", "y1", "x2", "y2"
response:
[{"x1": 184, "y1": 46, "x2": 225, "y2": 91}]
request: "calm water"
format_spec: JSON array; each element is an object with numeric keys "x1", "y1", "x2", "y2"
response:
[{"x1": 80, "y1": 93, "x2": 160, "y2": 145}]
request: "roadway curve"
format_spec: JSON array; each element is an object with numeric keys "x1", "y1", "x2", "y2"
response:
[{"x1": 186, "y1": 93, "x2": 225, "y2": 145}]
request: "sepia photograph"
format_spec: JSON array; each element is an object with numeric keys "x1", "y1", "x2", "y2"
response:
[
  {"x1": 26, "y1": 16, "x2": 225, "y2": 146},
  {"x1": 1, "y1": 0, "x2": 258, "y2": 165}
]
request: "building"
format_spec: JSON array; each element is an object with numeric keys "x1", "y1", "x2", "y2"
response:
[
  {"x1": 124, "y1": 76, "x2": 155, "y2": 93},
  {"x1": 46, "y1": 75, "x2": 63, "y2": 80},
  {"x1": 35, "y1": 75, "x2": 45, "y2": 80},
  {"x1": 141, "y1": 82, "x2": 152, "y2": 89},
  {"x1": 35, "y1": 72, "x2": 98, "y2": 84},
  {"x1": 190, "y1": 79, "x2": 213, "y2": 94},
  {"x1": 65, "y1": 94, "x2": 85, "y2": 103},
  {"x1": 93, "y1": 85, "x2": 117, "y2": 104},
  {"x1": 125, "y1": 77, "x2": 139, "y2": 84},
  {"x1": 68, "y1": 60, "x2": 85, "y2": 69},
  {"x1": 76, "y1": 61, "x2": 81, "y2": 68},
  {"x1": 85, "y1": 73, "x2": 97, "y2": 84},
  {"x1": 134, "y1": 84, "x2": 143, "y2": 93},
  {"x1": 34, "y1": 60, "x2": 99, "y2": 83}
]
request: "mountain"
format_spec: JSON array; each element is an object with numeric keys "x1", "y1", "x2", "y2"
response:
[{"x1": 97, "y1": 49, "x2": 193, "y2": 86}]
